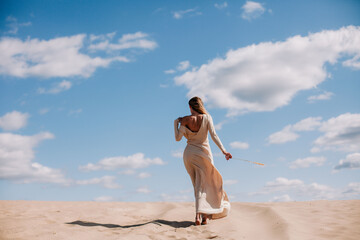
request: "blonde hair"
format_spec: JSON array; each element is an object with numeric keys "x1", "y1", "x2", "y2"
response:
[{"x1": 189, "y1": 96, "x2": 207, "y2": 114}]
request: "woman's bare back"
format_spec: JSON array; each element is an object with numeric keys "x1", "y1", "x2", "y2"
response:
[{"x1": 181, "y1": 115, "x2": 204, "y2": 132}]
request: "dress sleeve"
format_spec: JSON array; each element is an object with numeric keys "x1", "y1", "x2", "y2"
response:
[
  {"x1": 207, "y1": 114, "x2": 226, "y2": 153},
  {"x1": 174, "y1": 119, "x2": 185, "y2": 141}
]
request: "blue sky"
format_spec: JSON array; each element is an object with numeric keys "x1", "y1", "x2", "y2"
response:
[{"x1": 0, "y1": 0, "x2": 359, "y2": 202}]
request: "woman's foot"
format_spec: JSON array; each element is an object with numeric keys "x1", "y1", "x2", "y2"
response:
[
  {"x1": 201, "y1": 214, "x2": 208, "y2": 225},
  {"x1": 195, "y1": 213, "x2": 201, "y2": 226}
]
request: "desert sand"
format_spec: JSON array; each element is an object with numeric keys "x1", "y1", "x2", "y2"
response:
[{"x1": 0, "y1": 200, "x2": 359, "y2": 240}]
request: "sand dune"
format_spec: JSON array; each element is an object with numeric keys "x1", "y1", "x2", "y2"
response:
[{"x1": 0, "y1": 200, "x2": 359, "y2": 240}]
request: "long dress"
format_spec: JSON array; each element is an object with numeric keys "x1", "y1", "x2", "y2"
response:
[{"x1": 174, "y1": 114, "x2": 230, "y2": 219}]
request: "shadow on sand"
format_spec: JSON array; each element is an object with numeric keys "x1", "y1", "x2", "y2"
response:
[{"x1": 67, "y1": 219, "x2": 194, "y2": 229}]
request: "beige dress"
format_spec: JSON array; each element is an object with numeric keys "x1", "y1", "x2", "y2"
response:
[{"x1": 174, "y1": 114, "x2": 230, "y2": 219}]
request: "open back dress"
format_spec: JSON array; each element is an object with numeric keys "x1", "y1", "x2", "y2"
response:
[{"x1": 174, "y1": 114, "x2": 230, "y2": 219}]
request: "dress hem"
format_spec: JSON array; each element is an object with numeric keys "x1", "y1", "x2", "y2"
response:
[{"x1": 197, "y1": 201, "x2": 231, "y2": 214}]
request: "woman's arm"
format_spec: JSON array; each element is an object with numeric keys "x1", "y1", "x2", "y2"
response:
[
  {"x1": 208, "y1": 115, "x2": 232, "y2": 160},
  {"x1": 174, "y1": 118, "x2": 184, "y2": 141}
]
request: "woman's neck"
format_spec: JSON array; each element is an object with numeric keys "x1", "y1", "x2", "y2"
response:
[{"x1": 190, "y1": 110, "x2": 200, "y2": 116}]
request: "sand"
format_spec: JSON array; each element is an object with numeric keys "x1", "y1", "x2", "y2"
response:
[{"x1": 0, "y1": 200, "x2": 359, "y2": 240}]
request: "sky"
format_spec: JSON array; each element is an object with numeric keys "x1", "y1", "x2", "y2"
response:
[{"x1": 0, "y1": 0, "x2": 359, "y2": 203}]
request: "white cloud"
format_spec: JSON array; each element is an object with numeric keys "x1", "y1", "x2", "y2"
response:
[
  {"x1": 0, "y1": 132, "x2": 69, "y2": 184},
  {"x1": 137, "y1": 172, "x2": 151, "y2": 179},
  {"x1": 0, "y1": 111, "x2": 29, "y2": 131},
  {"x1": 252, "y1": 177, "x2": 303, "y2": 195},
  {"x1": 230, "y1": 141, "x2": 249, "y2": 149},
  {"x1": 79, "y1": 153, "x2": 165, "y2": 171},
  {"x1": 268, "y1": 117, "x2": 322, "y2": 144},
  {"x1": 164, "y1": 69, "x2": 176, "y2": 74},
  {"x1": 179, "y1": 188, "x2": 193, "y2": 194},
  {"x1": 37, "y1": 80, "x2": 72, "y2": 94},
  {"x1": 214, "y1": 2, "x2": 228, "y2": 10},
  {"x1": 289, "y1": 156, "x2": 326, "y2": 169},
  {"x1": 251, "y1": 177, "x2": 338, "y2": 200},
  {"x1": 88, "y1": 31, "x2": 157, "y2": 51},
  {"x1": 270, "y1": 194, "x2": 292, "y2": 202},
  {"x1": 0, "y1": 35, "x2": 116, "y2": 78},
  {"x1": 267, "y1": 125, "x2": 299, "y2": 144},
  {"x1": 160, "y1": 193, "x2": 191, "y2": 202},
  {"x1": 310, "y1": 147, "x2": 321, "y2": 153},
  {"x1": 6, "y1": 16, "x2": 31, "y2": 34},
  {"x1": 342, "y1": 182, "x2": 360, "y2": 197},
  {"x1": 94, "y1": 196, "x2": 114, "y2": 202},
  {"x1": 137, "y1": 186, "x2": 151, "y2": 194},
  {"x1": 214, "y1": 120, "x2": 227, "y2": 130},
  {"x1": 314, "y1": 113, "x2": 360, "y2": 152},
  {"x1": 76, "y1": 176, "x2": 120, "y2": 189},
  {"x1": 171, "y1": 149, "x2": 183, "y2": 158},
  {"x1": 241, "y1": 1, "x2": 265, "y2": 20},
  {"x1": 0, "y1": 31, "x2": 157, "y2": 79},
  {"x1": 38, "y1": 108, "x2": 50, "y2": 115},
  {"x1": 306, "y1": 183, "x2": 339, "y2": 199},
  {"x1": 268, "y1": 113, "x2": 360, "y2": 152},
  {"x1": 343, "y1": 55, "x2": 360, "y2": 69},
  {"x1": 89, "y1": 31, "x2": 116, "y2": 42},
  {"x1": 292, "y1": 117, "x2": 323, "y2": 131},
  {"x1": 68, "y1": 108, "x2": 83, "y2": 116},
  {"x1": 334, "y1": 153, "x2": 360, "y2": 171},
  {"x1": 177, "y1": 60, "x2": 190, "y2": 71},
  {"x1": 173, "y1": 9, "x2": 201, "y2": 19},
  {"x1": 165, "y1": 60, "x2": 191, "y2": 75},
  {"x1": 223, "y1": 179, "x2": 238, "y2": 185},
  {"x1": 119, "y1": 169, "x2": 136, "y2": 175},
  {"x1": 175, "y1": 26, "x2": 360, "y2": 116},
  {"x1": 308, "y1": 91, "x2": 334, "y2": 102}
]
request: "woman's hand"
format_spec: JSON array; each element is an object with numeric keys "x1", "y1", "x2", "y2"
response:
[
  {"x1": 175, "y1": 117, "x2": 183, "y2": 125},
  {"x1": 175, "y1": 118, "x2": 183, "y2": 128},
  {"x1": 223, "y1": 151, "x2": 232, "y2": 161}
]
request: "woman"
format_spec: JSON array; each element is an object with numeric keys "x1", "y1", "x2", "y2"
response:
[{"x1": 174, "y1": 96, "x2": 232, "y2": 226}]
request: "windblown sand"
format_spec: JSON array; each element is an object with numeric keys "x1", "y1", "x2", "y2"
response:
[{"x1": 0, "y1": 200, "x2": 359, "y2": 240}]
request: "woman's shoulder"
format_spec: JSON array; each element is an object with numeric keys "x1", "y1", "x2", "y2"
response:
[
  {"x1": 181, "y1": 115, "x2": 193, "y2": 121},
  {"x1": 180, "y1": 115, "x2": 192, "y2": 125},
  {"x1": 202, "y1": 113, "x2": 210, "y2": 120}
]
